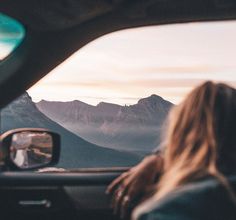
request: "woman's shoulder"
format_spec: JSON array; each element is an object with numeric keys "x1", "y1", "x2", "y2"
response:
[{"x1": 133, "y1": 176, "x2": 236, "y2": 220}]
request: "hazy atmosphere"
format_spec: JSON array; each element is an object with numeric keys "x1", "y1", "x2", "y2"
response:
[
  {"x1": 28, "y1": 21, "x2": 236, "y2": 105},
  {"x1": 3, "y1": 20, "x2": 236, "y2": 168}
]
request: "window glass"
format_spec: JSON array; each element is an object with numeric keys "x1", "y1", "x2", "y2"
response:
[
  {"x1": 0, "y1": 13, "x2": 25, "y2": 60},
  {"x1": 2, "y1": 21, "x2": 236, "y2": 169}
]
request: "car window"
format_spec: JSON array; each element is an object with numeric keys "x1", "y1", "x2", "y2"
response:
[
  {"x1": 0, "y1": 13, "x2": 25, "y2": 61},
  {"x1": 1, "y1": 21, "x2": 236, "y2": 169}
]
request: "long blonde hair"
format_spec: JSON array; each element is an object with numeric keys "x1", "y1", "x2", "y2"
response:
[
  {"x1": 156, "y1": 81, "x2": 236, "y2": 201},
  {"x1": 135, "y1": 81, "x2": 236, "y2": 218}
]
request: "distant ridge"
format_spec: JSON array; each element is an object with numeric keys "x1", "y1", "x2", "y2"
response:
[
  {"x1": 1, "y1": 93, "x2": 141, "y2": 168},
  {"x1": 37, "y1": 95, "x2": 173, "y2": 153}
]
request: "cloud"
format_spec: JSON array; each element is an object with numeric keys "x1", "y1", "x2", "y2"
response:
[{"x1": 28, "y1": 21, "x2": 236, "y2": 105}]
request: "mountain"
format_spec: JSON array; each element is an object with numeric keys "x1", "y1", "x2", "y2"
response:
[
  {"x1": 0, "y1": 93, "x2": 141, "y2": 168},
  {"x1": 36, "y1": 94, "x2": 173, "y2": 154}
]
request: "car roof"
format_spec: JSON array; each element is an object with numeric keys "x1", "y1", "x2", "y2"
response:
[{"x1": 0, "y1": 0, "x2": 236, "y2": 108}]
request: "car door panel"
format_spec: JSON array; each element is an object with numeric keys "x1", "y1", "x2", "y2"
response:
[{"x1": 0, "y1": 171, "x2": 124, "y2": 220}]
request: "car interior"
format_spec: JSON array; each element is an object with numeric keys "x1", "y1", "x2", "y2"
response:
[{"x1": 0, "y1": 0, "x2": 236, "y2": 220}]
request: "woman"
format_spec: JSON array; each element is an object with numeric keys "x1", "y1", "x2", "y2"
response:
[{"x1": 107, "y1": 81, "x2": 236, "y2": 220}]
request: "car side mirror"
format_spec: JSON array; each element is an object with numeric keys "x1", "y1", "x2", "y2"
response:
[{"x1": 0, "y1": 128, "x2": 60, "y2": 170}]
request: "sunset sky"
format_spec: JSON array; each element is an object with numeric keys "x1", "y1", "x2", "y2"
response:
[{"x1": 28, "y1": 21, "x2": 236, "y2": 105}]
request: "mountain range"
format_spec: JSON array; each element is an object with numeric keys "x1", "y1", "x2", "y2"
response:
[
  {"x1": 0, "y1": 93, "x2": 141, "y2": 168},
  {"x1": 36, "y1": 94, "x2": 173, "y2": 154}
]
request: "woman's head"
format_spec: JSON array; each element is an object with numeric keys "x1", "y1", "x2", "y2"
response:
[{"x1": 157, "y1": 81, "x2": 236, "y2": 199}]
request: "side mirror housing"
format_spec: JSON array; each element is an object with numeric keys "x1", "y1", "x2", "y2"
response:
[{"x1": 0, "y1": 128, "x2": 60, "y2": 170}]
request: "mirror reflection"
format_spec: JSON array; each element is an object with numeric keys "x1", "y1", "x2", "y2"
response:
[
  {"x1": 0, "y1": 13, "x2": 25, "y2": 61},
  {"x1": 10, "y1": 132, "x2": 53, "y2": 169}
]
